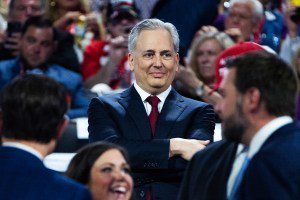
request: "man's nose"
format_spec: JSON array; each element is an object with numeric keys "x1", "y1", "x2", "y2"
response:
[
  {"x1": 32, "y1": 44, "x2": 41, "y2": 53},
  {"x1": 153, "y1": 55, "x2": 163, "y2": 67}
]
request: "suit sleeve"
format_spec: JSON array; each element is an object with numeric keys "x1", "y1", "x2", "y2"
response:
[
  {"x1": 186, "y1": 103, "x2": 215, "y2": 142},
  {"x1": 88, "y1": 97, "x2": 170, "y2": 169},
  {"x1": 177, "y1": 152, "x2": 199, "y2": 200}
]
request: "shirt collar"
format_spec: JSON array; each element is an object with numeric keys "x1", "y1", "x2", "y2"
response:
[
  {"x1": 133, "y1": 81, "x2": 172, "y2": 104},
  {"x1": 248, "y1": 116, "x2": 293, "y2": 159},
  {"x1": 2, "y1": 142, "x2": 44, "y2": 160}
]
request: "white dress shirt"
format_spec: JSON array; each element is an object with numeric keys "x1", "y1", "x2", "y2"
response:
[
  {"x1": 133, "y1": 81, "x2": 171, "y2": 116},
  {"x1": 227, "y1": 116, "x2": 293, "y2": 197}
]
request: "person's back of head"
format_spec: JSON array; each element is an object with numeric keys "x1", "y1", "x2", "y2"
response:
[{"x1": 1, "y1": 74, "x2": 68, "y2": 144}]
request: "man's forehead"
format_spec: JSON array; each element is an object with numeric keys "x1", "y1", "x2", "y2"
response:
[
  {"x1": 221, "y1": 68, "x2": 236, "y2": 88},
  {"x1": 14, "y1": 0, "x2": 41, "y2": 6},
  {"x1": 135, "y1": 29, "x2": 174, "y2": 50},
  {"x1": 24, "y1": 26, "x2": 53, "y2": 38}
]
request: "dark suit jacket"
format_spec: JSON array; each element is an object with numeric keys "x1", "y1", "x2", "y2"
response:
[
  {"x1": 88, "y1": 86, "x2": 215, "y2": 200},
  {"x1": 179, "y1": 121, "x2": 300, "y2": 200},
  {"x1": 239, "y1": 122, "x2": 300, "y2": 199},
  {"x1": 0, "y1": 146, "x2": 91, "y2": 200},
  {"x1": 178, "y1": 140, "x2": 237, "y2": 200}
]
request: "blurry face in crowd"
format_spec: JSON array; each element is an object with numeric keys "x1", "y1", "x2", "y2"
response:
[
  {"x1": 225, "y1": 2, "x2": 258, "y2": 41},
  {"x1": 214, "y1": 68, "x2": 249, "y2": 143},
  {"x1": 88, "y1": 149, "x2": 133, "y2": 200},
  {"x1": 109, "y1": 18, "x2": 138, "y2": 38},
  {"x1": 56, "y1": 0, "x2": 80, "y2": 10},
  {"x1": 9, "y1": 0, "x2": 42, "y2": 24},
  {"x1": 129, "y1": 29, "x2": 179, "y2": 95},
  {"x1": 20, "y1": 26, "x2": 55, "y2": 69},
  {"x1": 196, "y1": 39, "x2": 223, "y2": 85}
]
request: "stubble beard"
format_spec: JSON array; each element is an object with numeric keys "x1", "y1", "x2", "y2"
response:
[{"x1": 222, "y1": 97, "x2": 249, "y2": 143}]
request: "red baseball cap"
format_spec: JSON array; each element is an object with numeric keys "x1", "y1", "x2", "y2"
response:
[{"x1": 214, "y1": 42, "x2": 265, "y2": 90}]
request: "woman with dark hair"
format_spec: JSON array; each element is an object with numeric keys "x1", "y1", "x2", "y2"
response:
[{"x1": 66, "y1": 142, "x2": 133, "y2": 200}]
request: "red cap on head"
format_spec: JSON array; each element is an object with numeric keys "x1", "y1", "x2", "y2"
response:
[{"x1": 214, "y1": 42, "x2": 265, "y2": 90}]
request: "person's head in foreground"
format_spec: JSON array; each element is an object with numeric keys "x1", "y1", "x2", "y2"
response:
[
  {"x1": 214, "y1": 51, "x2": 298, "y2": 145},
  {"x1": 1, "y1": 74, "x2": 68, "y2": 156},
  {"x1": 66, "y1": 142, "x2": 133, "y2": 200}
]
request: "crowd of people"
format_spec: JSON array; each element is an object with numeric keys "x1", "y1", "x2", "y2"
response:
[{"x1": 0, "y1": 0, "x2": 300, "y2": 200}]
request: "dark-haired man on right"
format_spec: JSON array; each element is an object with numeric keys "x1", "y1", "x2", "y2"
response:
[{"x1": 179, "y1": 51, "x2": 300, "y2": 199}]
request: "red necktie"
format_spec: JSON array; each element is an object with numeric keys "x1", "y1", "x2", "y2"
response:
[{"x1": 146, "y1": 95, "x2": 160, "y2": 135}]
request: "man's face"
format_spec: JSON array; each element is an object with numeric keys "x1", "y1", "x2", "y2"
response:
[
  {"x1": 20, "y1": 26, "x2": 55, "y2": 69},
  {"x1": 129, "y1": 29, "x2": 179, "y2": 95},
  {"x1": 225, "y1": 2, "x2": 257, "y2": 41},
  {"x1": 215, "y1": 68, "x2": 249, "y2": 143},
  {"x1": 9, "y1": 0, "x2": 42, "y2": 24}
]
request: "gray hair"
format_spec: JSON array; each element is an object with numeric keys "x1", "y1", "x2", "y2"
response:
[
  {"x1": 229, "y1": 0, "x2": 264, "y2": 22},
  {"x1": 128, "y1": 18, "x2": 179, "y2": 53},
  {"x1": 9, "y1": 0, "x2": 46, "y2": 12}
]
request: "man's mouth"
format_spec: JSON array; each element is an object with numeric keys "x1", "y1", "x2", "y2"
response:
[{"x1": 150, "y1": 72, "x2": 165, "y2": 78}]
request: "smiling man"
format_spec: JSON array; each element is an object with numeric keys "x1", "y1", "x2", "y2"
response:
[
  {"x1": 88, "y1": 18, "x2": 215, "y2": 200},
  {"x1": 0, "y1": 16, "x2": 90, "y2": 119}
]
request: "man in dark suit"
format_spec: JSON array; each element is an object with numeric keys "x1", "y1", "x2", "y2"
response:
[
  {"x1": 0, "y1": 74, "x2": 91, "y2": 200},
  {"x1": 179, "y1": 51, "x2": 300, "y2": 199},
  {"x1": 88, "y1": 18, "x2": 216, "y2": 200}
]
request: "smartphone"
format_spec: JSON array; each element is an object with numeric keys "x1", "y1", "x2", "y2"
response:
[
  {"x1": 291, "y1": 7, "x2": 300, "y2": 23},
  {"x1": 6, "y1": 22, "x2": 22, "y2": 36}
]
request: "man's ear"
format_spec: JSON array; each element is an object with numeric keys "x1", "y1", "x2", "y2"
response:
[
  {"x1": 244, "y1": 87, "x2": 261, "y2": 113},
  {"x1": 175, "y1": 53, "x2": 179, "y2": 72},
  {"x1": 128, "y1": 53, "x2": 134, "y2": 71},
  {"x1": 56, "y1": 115, "x2": 69, "y2": 139}
]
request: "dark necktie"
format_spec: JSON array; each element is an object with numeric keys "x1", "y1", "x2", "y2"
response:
[{"x1": 146, "y1": 95, "x2": 160, "y2": 135}]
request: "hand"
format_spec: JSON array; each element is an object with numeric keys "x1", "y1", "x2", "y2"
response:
[
  {"x1": 196, "y1": 26, "x2": 219, "y2": 37},
  {"x1": 176, "y1": 65, "x2": 203, "y2": 92},
  {"x1": 3, "y1": 32, "x2": 21, "y2": 56},
  {"x1": 224, "y1": 28, "x2": 243, "y2": 43},
  {"x1": 170, "y1": 138, "x2": 210, "y2": 160},
  {"x1": 54, "y1": 11, "x2": 82, "y2": 30}
]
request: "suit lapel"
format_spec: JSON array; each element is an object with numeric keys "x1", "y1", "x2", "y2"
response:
[
  {"x1": 155, "y1": 89, "x2": 186, "y2": 139},
  {"x1": 118, "y1": 86, "x2": 152, "y2": 140}
]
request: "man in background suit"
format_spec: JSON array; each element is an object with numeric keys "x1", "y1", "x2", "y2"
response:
[
  {"x1": 179, "y1": 51, "x2": 300, "y2": 199},
  {"x1": 0, "y1": 74, "x2": 91, "y2": 200},
  {"x1": 0, "y1": 16, "x2": 90, "y2": 119},
  {"x1": 88, "y1": 18, "x2": 215, "y2": 200}
]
